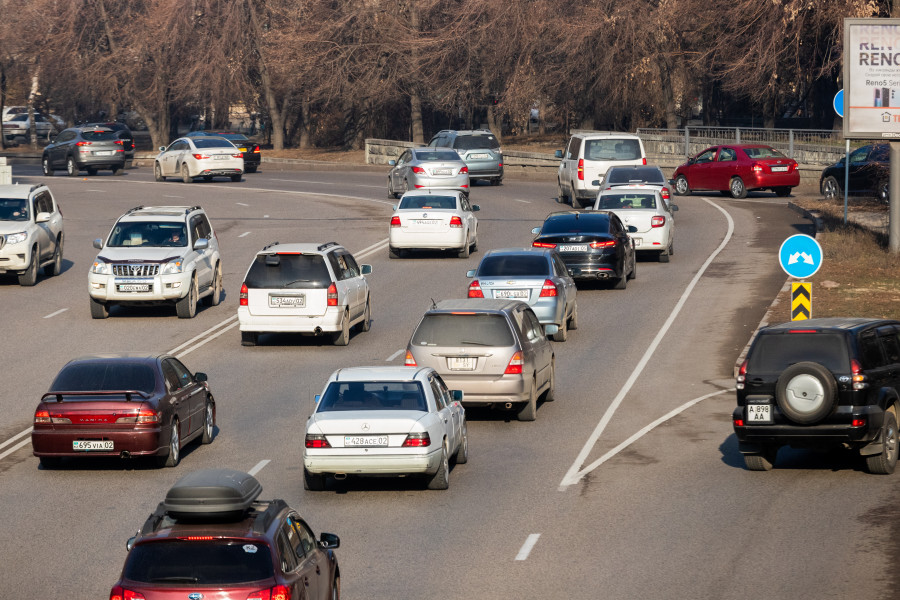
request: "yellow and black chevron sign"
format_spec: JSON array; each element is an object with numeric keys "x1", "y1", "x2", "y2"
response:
[{"x1": 791, "y1": 283, "x2": 811, "y2": 321}]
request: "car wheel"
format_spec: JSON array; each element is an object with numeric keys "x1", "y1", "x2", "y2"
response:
[
  {"x1": 245, "y1": 165, "x2": 258, "y2": 173},
  {"x1": 181, "y1": 164, "x2": 193, "y2": 183},
  {"x1": 388, "y1": 177, "x2": 398, "y2": 199},
  {"x1": 659, "y1": 249, "x2": 670, "y2": 263},
  {"x1": 775, "y1": 361, "x2": 837, "y2": 424},
  {"x1": 388, "y1": 246, "x2": 400, "y2": 259},
  {"x1": 457, "y1": 239, "x2": 470, "y2": 259},
  {"x1": 517, "y1": 378, "x2": 537, "y2": 421},
  {"x1": 241, "y1": 331, "x2": 259, "y2": 347},
  {"x1": 774, "y1": 186, "x2": 791, "y2": 197},
  {"x1": 729, "y1": 177, "x2": 747, "y2": 199},
  {"x1": 491, "y1": 177, "x2": 501, "y2": 186},
  {"x1": 42, "y1": 155, "x2": 53, "y2": 176},
  {"x1": 454, "y1": 419, "x2": 469, "y2": 465},
  {"x1": 66, "y1": 156, "x2": 78, "y2": 177},
  {"x1": 157, "y1": 420, "x2": 181, "y2": 468},
  {"x1": 557, "y1": 181, "x2": 569, "y2": 205},
  {"x1": 201, "y1": 401, "x2": 214, "y2": 444},
  {"x1": 744, "y1": 446, "x2": 778, "y2": 471},
  {"x1": 866, "y1": 410, "x2": 898, "y2": 474},
  {"x1": 614, "y1": 263, "x2": 628, "y2": 289},
  {"x1": 567, "y1": 302, "x2": 578, "y2": 331},
  {"x1": 332, "y1": 310, "x2": 350, "y2": 346},
  {"x1": 356, "y1": 298, "x2": 371, "y2": 333},
  {"x1": 674, "y1": 175, "x2": 690, "y2": 196},
  {"x1": 154, "y1": 162, "x2": 165, "y2": 182},
  {"x1": 668, "y1": 240, "x2": 674, "y2": 256},
  {"x1": 426, "y1": 442, "x2": 450, "y2": 490},
  {"x1": 821, "y1": 176, "x2": 839, "y2": 201},
  {"x1": 331, "y1": 576, "x2": 340, "y2": 600},
  {"x1": 39, "y1": 456, "x2": 62, "y2": 469},
  {"x1": 879, "y1": 180, "x2": 890, "y2": 204},
  {"x1": 90, "y1": 297, "x2": 110, "y2": 319},
  {"x1": 85, "y1": 167, "x2": 98, "y2": 176},
  {"x1": 627, "y1": 252, "x2": 636, "y2": 279},
  {"x1": 551, "y1": 316, "x2": 567, "y2": 342},
  {"x1": 544, "y1": 357, "x2": 556, "y2": 402},
  {"x1": 45, "y1": 234, "x2": 63, "y2": 276},
  {"x1": 175, "y1": 275, "x2": 198, "y2": 318},
  {"x1": 230, "y1": 174, "x2": 241, "y2": 182},
  {"x1": 17, "y1": 248, "x2": 38, "y2": 286},
  {"x1": 204, "y1": 262, "x2": 223, "y2": 307},
  {"x1": 304, "y1": 467, "x2": 326, "y2": 491}
]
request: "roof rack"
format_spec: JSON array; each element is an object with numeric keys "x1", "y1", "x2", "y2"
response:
[
  {"x1": 262, "y1": 241, "x2": 280, "y2": 251},
  {"x1": 186, "y1": 206, "x2": 202, "y2": 214},
  {"x1": 317, "y1": 241, "x2": 340, "y2": 251},
  {"x1": 126, "y1": 206, "x2": 145, "y2": 214},
  {"x1": 251, "y1": 499, "x2": 289, "y2": 535}
]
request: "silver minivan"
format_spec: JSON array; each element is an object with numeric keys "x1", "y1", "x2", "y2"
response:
[{"x1": 555, "y1": 133, "x2": 647, "y2": 207}]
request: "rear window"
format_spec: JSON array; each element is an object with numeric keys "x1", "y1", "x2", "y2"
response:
[
  {"x1": 218, "y1": 133, "x2": 249, "y2": 142},
  {"x1": 317, "y1": 381, "x2": 426, "y2": 412},
  {"x1": 747, "y1": 333, "x2": 849, "y2": 373},
  {"x1": 584, "y1": 139, "x2": 641, "y2": 161},
  {"x1": 82, "y1": 131, "x2": 118, "y2": 141},
  {"x1": 477, "y1": 254, "x2": 549, "y2": 277},
  {"x1": 453, "y1": 135, "x2": 500, "y2": 151},
  {"x1": 399, "y1": 195, "x2": 457, "y2": 210},
  {"x1": 413, "y1": 150, "x2": 460, "y2": 162},
  {"x1": 245, "y1": 253, "x2": 331, "y2": 289},
  {"x1": 124, "y1": 540, "x2": 273, "y2": 585},
  {"x1": 412, "y1": 313, "x2": 515, "y2": 347},
  {"x1": 193, "y1": 138, "x2": 235, "y2": 149},
  {"x1": 540, "y1": 214, "x2": 610, "y2": 235},
  {"x1": 741, "y1": 147, "x2": 787, "y2": 159},
  {"x1": 605, "y1": 167, "x2": 664, "y2": 185},
  {"x1": 50, "y1": 362, "x2": 157, "y2": 394},
  {"x1": 596, "y1": 193, "x2": 657, "y2": 210}
]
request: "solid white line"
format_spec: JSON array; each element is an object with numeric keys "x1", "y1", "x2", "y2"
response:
[
  {"x1": 163, "y1": 195, "x2": 183, "y2": 199},
  {"x1": 0, "y1": 428, "x2": 32, "y2": 451},
  {"x1": 270, "y1": 178, "x2": 335, "y2": 185},
  {"x1": 559, "y1": 198, "x2": 735, "y2": 490},
  {"x1": 239, "y1": 232, "x2": 251, "y2": 238},
  {"x1": 515, "y1": 534, "x2": 541, "y2": 560},
  {"x1": 0, "y1": 439, "x2": 31, "y2": 462},
  {"x1": 248, "y1": 459, "x2": 270, "y2": 476},
  {"x1": 355, "y1": 238, "x2": 390, "y2": 259},
  {"x1": 43, "y1": 308, "x2": 68, "y2": 319},
  {"x1": 167, "y1": 315, "x2": 238, "y2": 355},
  {"x1": 386, "y1": 348, "x2": 405, "y2": 361},
  {"x1": 87, "y1": 189, "x2": 107, "y2": 193},
  {"x1": 175, "y1": 322, "x2": 240, "y2": 358},
  {"x1": 514, "y1": 199, "x2": 530, "y2": 204},
  {"x1": 236, "y1": 202, "x2": 249, "y2": 206}
]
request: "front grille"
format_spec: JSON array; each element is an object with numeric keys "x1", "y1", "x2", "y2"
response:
[{"x1": 112, "y1": 264, "x2": 159, "y2": 277}]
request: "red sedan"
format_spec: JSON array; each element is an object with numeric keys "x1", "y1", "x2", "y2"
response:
[{"x1": 672, "y1": 144, "x2": 799, "y2": 198}]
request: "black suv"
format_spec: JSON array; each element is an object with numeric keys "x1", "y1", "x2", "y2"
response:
[
  {"x1": 111, "y1": 469, "x2": 340, "y2": 599},
  {"x1": 427, "y1": 129, "x2": 503, "y2": 185},
  {"x1": 734, "y1": 318, "x2": 900, "y2": 473}
]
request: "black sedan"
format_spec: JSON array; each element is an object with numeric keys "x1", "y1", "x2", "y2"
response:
[
  {"x1": 820, "y1": 143, "x2": 889, "y2": 203},
  {"x1": 186, "y1": 130, "x2": 261, "y2": 172},
  {"x1": 531, "y1": 210, "x2": 636, "y2": 289}
]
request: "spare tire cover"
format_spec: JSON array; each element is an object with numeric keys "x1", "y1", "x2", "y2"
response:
[{"x1": 775, "y1": 361, "x2": 838, "y2": 424}]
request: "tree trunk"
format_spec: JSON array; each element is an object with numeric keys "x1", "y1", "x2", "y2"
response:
[
  {"x1": 486, "y1": 104, "x2": 501, "y2": 142},
  {"x1": 246, "y1": 0, "x2": 284, "y2": 150},
  {"x1": 299, "y1": 100, "x2": 310, "y2": 148},
  {"x1": 410, "y1": 90, "x2": 424, "y2": 143},
  {"x1": 28, "y1": 71, "x2": 40, "y2": 149},
  {"x1": 0, "y1": 64, "x2": 7, "y2": 150},
  {"x1": 657, "y1": 56, "x2": 679, "y2": 129}
]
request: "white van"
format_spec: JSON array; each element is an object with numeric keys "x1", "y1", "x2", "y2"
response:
[{"x1": 555, "y1": 133, "x2": 647, "y2": 207}]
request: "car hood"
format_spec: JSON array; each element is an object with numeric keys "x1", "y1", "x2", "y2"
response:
[
  {"x1": 95, "y1": 247, "x2": 187, "y2": 262},
  {"x1": 0, "y1": 220, "x2": 32, "y2": 235}
]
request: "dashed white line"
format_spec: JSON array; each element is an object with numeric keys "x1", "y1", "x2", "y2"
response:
[
  {"x1": 513, "y1": 199, "x2": 531, "y2": 204},
  {"x1": 0, "y1": 438, "x2": 31, "y2": 462},
  {"x1": 516, "y1": 534, "x2": 541, "y2": 560},
  {"x1": 264, "y1": 215, "x2": 269, "y2": 218},
  {"x1": 236, "y1": 202, "x2": 249, "y2": 206},
  {"x1": 239, "y1": 232, "x2": 251, "y2": 238},
  {"x1": 386, "y1": 349, "x2": 405, "y2": 362},
  {"x1": 87, "y1": 189, "x2": 107, "y2": 193},
  {"x1": 163, "y1": 195, "x2": 183, "y2": 199},
  {"x1": 270, "y1": 178, "x2": 335, "y2": 185},
  {"x1": 248, "y1": 459, "x2": 271, "y2": 476},
  {"x1": 43, "y1": 308, "x2": 68, "y2": 319},
  {"x1": 173, "y1": 321, "x2": 240, "y2": 359}
]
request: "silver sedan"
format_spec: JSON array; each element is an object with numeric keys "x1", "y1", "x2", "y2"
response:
[{"x1": 388, "y1": 148, "x2": 470, "y2": 197}]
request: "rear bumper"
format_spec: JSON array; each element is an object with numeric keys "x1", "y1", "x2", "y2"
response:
[
  {"x1": 238, "y1": 305, "x2": 344, "y2": 333},
  {"x1": 389, "y1": 229, "x2": 467, "y2": 250},
  {"x1": 746, "y1": 172, "x2": 800, "y2": 190},
  {"x1": 304, "y1": 448, "x2": 442, "y2": 475},
  {"x1": 528, "y1": 300, "x2": 565, "y2": 326},
  {"x1": 31, "y1": 428, "x2": 163, "y2": 457},
  {"x1": 436, "y1": 373, "x2": 529, "y2": 405},
  {"x1": 732, "y1": 404, "x2": 884, "y2": 448}
]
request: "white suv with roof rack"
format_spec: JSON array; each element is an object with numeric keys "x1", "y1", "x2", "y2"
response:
[
  {"x1": 238, "y1": 241, "x2": 373, "y2": 346},
  {"x1": 0, "y1": 183, "x2": 64, "y2": 286},
  {"x1": 88, "y1": 206, "x2": 222, "y2": 319}
]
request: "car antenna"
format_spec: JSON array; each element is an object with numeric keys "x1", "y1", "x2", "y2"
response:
[{"x1": 430, "y1": 298, "x2": 437, "y2": 309}]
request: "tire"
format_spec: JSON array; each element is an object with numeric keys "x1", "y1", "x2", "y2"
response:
[
  {"x1": 66, "y1": 156, "x2": 79, "y2": 177},
  {"x1": 204, "y1": 262, "x2": 223, "y2": 307},
  {"x1": 879, "y1": 180, "x2": 890, "y2": 204},
  {"x1": 866, "y1": 410, "x2": 898, "y2": 474},
  {"x1": 426, "y1": 442, "x2": 450, "y2": 490},
  {"x1": 111, "y1": 165, "x2": 122, "y2": 175},
  {"x1": 200, "y1": 401, "x2": 214, "y2": 444},
  {"x1": 402, "y1": 179, "x2": 410, "y2": 194},
  {"x1": 203, "y1": 175, "x2": 213, "y2": 182},
  {"x1": 175, "y1": 275, "x2": 198, "y2": 319},
  {"x1": 614, "y1": 264, "x2": 628, "y2": 289},
  {"x1": 774, "y1": 186, "x2": 791, "y2": 197},
  {"x1": 356, "y1": 298, "x2": 371, "y2": 333},
  {"x1": 627, "y1": 253, "x2": 636, "y2": 279},
  {"x1": 659, "y1": 250, "x2": 670, "y2": 263},
  {"x1": 181, "y1": 164, "x2": 193, "y2": 183},
  {"x1": 557, "y1": 181, "x2": 569, "y2": 204},
  {"x1": 674, "y1": 175, "x2": 690, "y2": 196},
  {"x1": 544, "y1": 358, "x2": 556, "y2": 402},
  {"x1": 86, "y1": 167, "x2": 97, "y2": 176},
  {"x1": 157, "y1": 421, "x2": 181, "y2": 468},
  {"x1": 331, "y1": 575, "x2": 340, "y2": 600},
  {"x1": 744, "y1": 446, "x2": 778, "y2": 471},
  {"x1": 668, "y1": 240, "x2": 674, "y2": 256},
  {"x1": 567, "y1": 302, "x2": 578, "y2": 331},
  {"x1": 304, "y1": 467, "x2": 326, "y2": 491},
  {"x1": 775, "y1": 362, "x2": 837, "y2": 424},
  {"x1": 388, "y1": 246, "x2": 400, "y2": 259},
  {"x1": 245, "y1": 165, "x2": 258, "y2": 174},
  {"x1": 154, "y1": 162, "x2": 165, "y2": 182},
  {"x1": 729, "y1": 177, "x2": 747, "y2": 199},
  {"x1": 388, "y1": 177, "x2": 399, "y2": 199},
  {"x1": 821, "y1": 176, "x2": 839, "y2": 201},
  {"x1": 90, "y1": 297, "x2": 110, "y2": 319},
  {"x1": 551, "y1": 316, "x2": 568, "y2": 342},
  {"x1": 332, "y1": 311, "x2": 350, "y2": 346},
  {"x1": 39, "y1": 456, "x2": 62, "y2": 469},
  {"x1": 454, "y1": 420, "x2": 469, "y2": 465},
  {"x1": 45, "y1": 234, "x2": 63, "y2": 276},
  {"x1": 42, "y1": 155, "x2": 53, "y2": 176},
  {"x1": 457, "y1": 239, "x2": 470, "y2": 258},
  {"x1": 241, "y1": 331, "x2": 259, "y2": 346},
  {"x1": 517, "y1": 379, "x2": 537, "y2": 421},
  {"x1": 231, "y1": 174, "x2": 241, "y2": 182},
  {"x1": 18, "y1": 248, "x2": 38, "y2": 286},
  {"x1": 490, "y1": 177, "x2": 501, "y2": 186}
]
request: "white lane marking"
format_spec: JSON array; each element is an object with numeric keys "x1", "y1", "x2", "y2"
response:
[
  {"x1": 248, "y1": 459, "x2": 271, "y2": 476},
  {"x1": 175, "y1": 322, "x2": 240, "y2": 358},
  {"x1": 355, "y1": 184, "x2": 386, "y2": 189},
  {"x1": 355, "y1": 238, "x2": 390, "y2": 259},
  {"x1": 163, "y1": 195, "x2": 183, "y2": 199},
  {"x1": 513, "y1": 199, "x2": 530, "y2": 204},
  {"x1": 43, "y1": 308, "x2": 68, "y2": 319},
  {"x1": 87, "y1": 189, "x2": 106, "y2": 193},
  {"x1": 270, "y1": 179, "x2": 336, "y2": 185},
  {"x1": 575, "y1": 389, "x2": 733, "y2": 478},
  {"x1": 167, "y1": 315, "x2": 238, "y2": 355},
  {"x1": 264, "y1": 215, "x2": 270, "y2": 218},
  {"x1": 516, "y1": 534, "x2": 541, "y2": 560},
  {"x1": 0, "y1": 428, "x2": 32, "y2": 451},
  {"x1": 238, "y1": 232, "x2": 251, "y2": 238},
  {"x1": 0, "y1": 439, "x2": 31, "y2": 462},
  {"x1": 236, "y1": 202, "x2": 249, "y2": 206},
  {"x1": 386, "y1": 348, "x2": 405, "y2": 362},
  {"x1": 559, "y1": 198, "x2": 735, "y2": 490}
]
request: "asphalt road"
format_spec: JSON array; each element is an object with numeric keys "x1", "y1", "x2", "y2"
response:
[{"x1": 0, "y1": 164, "x2": 897, "y2": 600}]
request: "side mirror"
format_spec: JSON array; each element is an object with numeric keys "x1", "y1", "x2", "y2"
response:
[
  {"x1": 627, "y1": 225, "x2": 638, "y2": 233},
  {"x1": 668, "y1": 179, "x2": 676, "y2": 186},
  {"x1": 158, "y1": 146, "x2": 166, "y2": 152},
  {"x1": 472, "y1": 205, "x2": 480, "y2": 211},
  {"x1": 361, "y1": 264, "x2": 373, "y2": 275},
  {"x1": 554, "y1": 150, "x2": 563, "y2": 159},
  {"x1": 320, "y1": 533, "x2": 340, "y2": 549},
  {"x1": 388, "y1": 160, "x2": 396, "y2": 166},
  {"x1": 466, "y1": 269, "x2": 476, "y2": 277},
  {"x1": 194, "y1": 372, "x2": 208, "y2": 382},
  {"x1": 35, "y1": 212, "x2": 51, "y2": 223},
  {"x1": 193, "y1": 238, "x2": 209, "y2": 250},
  {"x1": 93, "y1": 238, "x2": 103, "y2": 249},
  {"x1": 391, "y1": 205, "x2": 397, "y2": 210},
  {"x1": 591, "y1": 179, "x2": 600, "y2": 186},
  {"x1": 687, "y1": 157, "x2": 695, "y2": 164},
  {"x1": 126, "y1": 535, "x2": 137, "y2": 552},
  {"x1": 314, "y1": 394, "x2": 321, "y2": 403},
  {"x1": 451, "y1": 389, "x2": 464, "y2": 402},
  {"x1": 531, "y1": 227, "x2": 541, "y2": 235},
  {"x1": 544, "y1": 324, "x2": 559, "y2": 337}
]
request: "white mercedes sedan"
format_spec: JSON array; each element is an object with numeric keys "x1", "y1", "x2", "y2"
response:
[
  {"x1": 154, "y1": 136, "x2": 244, "y2": 183},
  {"x1": 592, "y1": 184, "x2": 677, "y2": 262},
  {"x1": 389, "y1": 190, "x2": 479, "y2": 259},
  {"x1": 303, "y1": 366, "x2": 468, "y2": 491}
]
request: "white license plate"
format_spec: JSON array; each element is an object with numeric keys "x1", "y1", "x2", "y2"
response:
[
  {"x1": 448, "y1": 357, "x2": 476, "y2": 370},
  {"x1": 771, "y1": 165, "x2": 788, "y2": 172},
  {"x1": 747, "y1": 404, "x2": 772, "y2": 424},
  {"x1": 415, "y1": 219, "x2": 441, "y2": 225},
  {"x1": 117, "y1": 283, "x2": 150, "y2": 292},
  {"x1": 469, "y1": 153, "x2": 490, "y2": 159},
  {"x1": 558, "y1": 244, "x2": 587, "y2": 252},
  {"x1": 494, "y1": 289, "x2": 529, "y2": 299},
  {"x1": 431, "y1": 169, "x2": 452, "y2": 175},
  {"x1": 269, "y1": 295, "x2": 305, "y2": 307},
  {"x1": 94, "y1": 151, "x2": 113, "y2": 156},
  {"x1": 73, "y1": 440, "x2": 114, "y2": 451},
  {"x1": 344, "y1": 435, "x2": 389, "y2": 447}
]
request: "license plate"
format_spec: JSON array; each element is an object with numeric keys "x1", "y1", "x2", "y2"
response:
[
  {"x1": 344, "y1": 435, "x2": 389, "y2": 447},
  {"x1": 415, "y1": 219, "x2": 440, "y2": 225},
  {"x1": 747, "y1": 404, "x2": 773, "y2": 424},
  {"x1": 214, "y1": 155, "x2": 230, "y2": 160},
  {"x1": 117, "y1": 283, "x2": 150, "y2": 292},
  {"x1": 494, "y1": 289, "x2": 528, "y2": 299},
  {"x1": 238, "y1": 147, "x2": 247, "y2": 152},
  {"x1": 269, "y1": 295, "x2": 305, "y2": 307},
  {"x1": 469, "y1": 153, "x2": 489, "y2": 159},
  {"x1": 431, "y1": 169, "x2": 452, "y2": 175},
  {"x1": 558, "y1": 244, "x2": 587, "y2": 252},
  {"x1": 94, "y1": 151, "x2": 113, "y2": 156},
  {"x1": 448, "y1": 357, "x2": 476, "y2": 370},
  {"x1": 771, "y1": 165, "x2": 788, "y2": 172},
  {"x1": 73, "y1": 440, "x2": 114, "y2": 451}
]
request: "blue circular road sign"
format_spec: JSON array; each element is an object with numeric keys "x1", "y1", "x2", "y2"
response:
[
  {"x1": 779, "y1": 234, "x2": 823, "y2": 278},
  {"x1": 834, "y1": 89, "x2": 844, "y2": 118}
]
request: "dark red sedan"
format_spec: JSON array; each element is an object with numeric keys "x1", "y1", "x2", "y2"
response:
[
  {"x1": 672, "y1": 144, "x2": 799, "y2": 198},
  {"x1": 31, "y1": 353, "x2": 215, "y2": 468}
]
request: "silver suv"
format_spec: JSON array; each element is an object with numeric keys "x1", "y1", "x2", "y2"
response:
[
  {"x1": 555, "y1": 133, "x2": 647, "y2": 207},
  {"x1": 88, "y1": 206, "x2": 222, "y2": 319},
  {"x1": 238, "y1": 242, "x2": 373, "y2": 346},
  {"x1": 0, "y1": 183, "x2": 64, "y2": 286},
  {"x1": 427, "y1": 129, "x2": 503, "y2": 185}
]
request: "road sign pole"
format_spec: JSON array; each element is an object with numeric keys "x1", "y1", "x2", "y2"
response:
[{"x1": 844, "y1": 139, "x2": 849, "y2": 225}]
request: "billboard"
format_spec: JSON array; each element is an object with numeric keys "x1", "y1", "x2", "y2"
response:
[{"x1": 844, "y1": 18, "x2": 900, "y2": 139}]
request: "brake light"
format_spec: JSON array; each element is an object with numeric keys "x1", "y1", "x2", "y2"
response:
[
  {"x1": 752, "y1": 163, "x2": 763, "y2": 174},
  {"x1": 247, "y1": 585, "x2": 291, "y2": 600},
  {"x1": 34, "y1": 409, "x2": 51, "y2": 424},
  {"x1": 460, "y1": 166, "x2": 469, "y2": 174},
  {"x1": 505, "y1": 352, "x2": 524, "y2": 374},
  {"x1": 402, "y1": 432, "x2": 431, "y2": 447},
  {"x1": 651, "y1": 216, "x2": 666, "y2": 228},
  {"x1": 252, "y1": 145, "x2": 260, "y2": 153},
  {"x1": 851, "y1": 359, "x2": 868, "y2": 390},
  {"x1": 577, "y1": 158, "x2": 584, "y2": 181},
  {"x1": 305, "y1": 434, "x2": 331, "y2": 448},
  {"x1": 590, "y1": 240, "x2": 616, "y2": 248},
  {"x1": 450, "y1": 216, "x2": 463, "y2": 228},
  {"x1": 539, "y1": 279, "x2": 558, "y2": 297},
  {"x1": 468, "y1": 280, "x2": 484, "y2": 298},
  {"x1": 660, "y1": 188, "x2": 670, "y2": 201},
  {"x1": 327, "y1": 283, "x2": 338, "y2": 306},
  {"x1": 391, "y1": 216, "x2": 401, "y2": 227},
  {"x1": 411, "y1": 166, "x2": 426, "y2": 174},
  {"x1": 116, "y1": 409, "x2": 160, "y2": 424},
  {"x1": 232, "y1": 153, "x2": 243, "y2": 159},
  {"x1": 76, "y1": 141, "x2": 92, "y2": 146},
  {"x1": 180, "y1": 536, "x2": 215, "y2": 540},
  {"x1": 240, "y1": 283, "x2": 249, "y2": 306},
  {"x1": 532, "y1": 241, "x2": 557, "y2": 248},
  {"x1": 109, "y1": 587, "x2": 146, "y2": 600},
  {"x1": 733, "y1": 418, "x2": 744, "y2": 427},
  {"x1": 114, "y1": 140, "x2": 123, "y2": 145},
  {"x1": 852, "y1": 418, "x2": 867, "y2": 427},
  {"x1": 736, "y1": 360, "x2": 747, "y2": 389},
  {"x1": 405, "y1": 351, "x2": 417, "y2": 366},
  {"x1": 642, "y1": 157, "x2": 647, "y2": 165},
  {"x1": 192, "y1": 153, "x2": 210, "y2": 160}
]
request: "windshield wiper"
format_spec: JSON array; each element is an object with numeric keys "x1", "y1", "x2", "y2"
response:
[
  {"x1": 282, "y1": 279, "x2": 312, "y2": 287},
  {"x1": 460, "y1": 340, "x2": 491, "y2": 346}
]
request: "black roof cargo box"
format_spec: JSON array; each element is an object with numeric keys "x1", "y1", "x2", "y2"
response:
[{"x1": 163, "y1": 469, "x2": 263, "y2": 519}]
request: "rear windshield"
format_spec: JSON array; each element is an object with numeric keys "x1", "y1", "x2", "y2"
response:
[
  {"x1": 540, "y1": 214, "x2": 609, "y2": 235},
  {"x1": 193, "y1": 138, "x2": 235, "y2": 149},
  {"x1": 124, "y1": 540, "x2": 273, "y2": 585},
  {"x1": 0, "y1": 199, "x2": 28, "y2": 221},
  {"x1": 50, "y1": 362, "x2": 157, "y2": 393},
  {"x1": 245, "y1": 254, "x2": 331, "y2": 289},
  {"x1": 399, "y1": 195, "x2": 457, "y2": 210},
  {"x1": 413, "y1": 150, "x2": 460, "y2": 162},
  {"x1": 412, "y1": 313, "x2": 515, "y2": 347},
  {"x1": 747, "y1": 333, "x2": 849, "y2": 373},
  {"x1": 584, "y1": 139, "x2": 641, "y2": 161},
  {"x1": 453, "y1": 135, "x2": 500, "y2": 151},
  {"x1": 597, "y1": 194, "x2": 657, "y2": 210},
  {"x1": 82, "y1": 131, "x2": 118, "y2": 141},
  {"x1": 477, "y1": 254, "x2": 549, "y2": 277},
  {"x1": 107, "y1": 222, "x2": 187, "y2": 247},
  {"x1": 605, "y1": 167, "x2": 664, "y2": 185},
  {"x1": 318, "y1": 381, "x2": 426, "y2": 412},
  {"x1": 218, "y1": 133, "x2": 249, "y2": 142},
  {"x1": 742, "y1": 147, "x2": 786, "y2": 159}
]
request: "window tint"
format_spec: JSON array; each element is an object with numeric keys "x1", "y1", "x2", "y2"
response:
[
  {"x1": 58, "y1": 130, "x2": 76, "y2": 143},
  {"x1": 124, "y1": 541, "x2": 274, "y2": 584},
  {"x1": 742, "y1": 147, "x2": 787, "y2": 159},
  {"x1": 35, "y1": 191, "x2": 53, "y2": 214},
  {"x1": 584, "y1": 138, "x2": 641, "y2": 161},
  {"x1": 413, "y1": 150, "x2": 461, "y2": 162},
  {"x1": 453, "y1": 134, "x2": 499, "y2": 150},
  {"x1": 50, "y1": 361, "x2": 157, "y2": 394},
  {"x1": 718, "y1": 148, "x2": 737, "y2": 162},
  {"x1": 399, "y1": 195, "x2": 458, "y2": 210},
  {"x1": 880, "y1": 331, "x2": 900, "y2": 364},
  {"x1": 605, "y1": 167, "x2": 664, "y2": 185},
  {"x1": 552, "y1": 254, "x2": 569, "y2": 277},
  {"x1": 107, "y1": 221, "x2": 187, "y2": 247},
  {"x1": 290, "y1": 517, "x2": 317, "y2": 558},
  {"x1": 341, "y1": 252, "x2": 360, "y2": 277},
  {"x1": 161, "y1": 362, "x2": 181, "y2": 391},
  {"x1": 566, "y1": 136, "x2": 581, "y2": 160},
  {"x1": 333, "y1": 252, "x2": 354, "y2": 280},
  {"x1": 167, "y1": 358, "x2": 194, "y2": 388},
  {"x1": 411, "y1": 313, "x2": 515, "y2": 347},
  {"x1": 477, "y1": 254, "x2": 550, "y2": 277},
  {"x1": 193, "y1": 138, "x2": 235, "y2": 149},
  {"x1": 245, "y1": 254, "x2": 331, "y2": 289},
  {"x1": 82, "y1": 131, "x2": 118, "y2": 141},
  {"x1": 597, "y1": 193, "x2": 656, "y2": 210},
  {"x1": 859, "y1": 334, "x2": 887, "y2": 368},
  {"x1": 317, "y1": 381, "x2": 427, "y2": 412},
  {"x1": 748, "y1": 333, "x2": 849, "y2": 373},
  {"x1": 430, "y1": 379, "x2": 446, "y2": 410},
  {"x1": 695, "y1": 149, "x2": 716, "y2": 163},
  {"x1": 196, "y1": 214, "x2": 213, "y2": 239},
  {"x1": 434, "y1": 376, "x2": 453, "y2": 406},
  {"x1": 523, "y1": 309, "x2": 544, "y2": 342},
  {"x1": 276, "y1": 530, "x2": 298, "y2": 573},
  {"x1": 540, "y1": 214, "x2": 610, "y2": 235}
]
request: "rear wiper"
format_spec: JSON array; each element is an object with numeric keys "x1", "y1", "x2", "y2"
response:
[
  {"x1": 282, "y1": 279, "x2": 312, "y2": 287},
  {"x1": 460, "y1": 340, "x2": 491, "y2": 346},
  {"x1": 150, "y1": 576, "x2": 199, "y2": 583}
]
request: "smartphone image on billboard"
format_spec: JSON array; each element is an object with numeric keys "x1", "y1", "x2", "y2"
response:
[{"x1": 875, "y1": 88, "x2": 883, "y2": 107}]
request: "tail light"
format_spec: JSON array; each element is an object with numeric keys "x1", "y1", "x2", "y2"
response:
[
  {"x1": 532, "y1": 241, "x2": 557, "y2": 248},
  {"x1": 327, "y1": 283, "x2": 338, "y2": 306},
  {"x1": 449, "y1": 216, "x2": 463, "y2": 228},
  {"x1": 390, "y1": 216, "x2": 401, "y2": 227},
  {"x1": 736, "y1": 360, "x2": 747, "y2": 389},
  {"x1": 110, "y1": 587, "x2": 146, "y2": 600},
  {"x1": 539, "y1": 279, "x2": 558, "y2": 297},
  {"x1": 192, "y1": 153, "x2": 210, "y2": 160},
  {"x1": 461, "y1": 183, "x2": 468, "y2": 188},
  {"x1": 305, "y1": 434, "x2": 331, "y2": 449},
  {"x1": 252, "y1": 145, "x2": 261, "y2": 154},
  {"x1": 660, "y1": 187, "x2": 670, "y2": 201},
  {"x1": 468, "y1": 280, "x2": 484, "y2": 298},
  {"x1": 852, "y1": 418, "x2": 867, "y2": 427},
  {"x1": 460, "y1": 166, "x2": 469, "y2": 174},
  {"x1": 232, "y1": 153, "x2": 243, "y2": 159},
  {"x1": 752, "y1": 163, "x2": 763, "y2": 174},
  {"x1": 577, "y1": 158, "x2": 584, "y2": 181},
  {"x1": 117, "y1": 409, "x2": 159, "y2": 424},
  {"x1": 505, "y1": 352, "x2": 524, "y2": 374},
  {"x1": 404, "y1": 351, "x2": 417, "y2": 366},
  {"x1": 411, "y1": 166, "x2": 426, "y2": 174},
  {"x1": 402, "y1": 432, "x2": 431, "y2": 447},
  {"x1": 851, "y1": 359, "x2": 868, "y2": 390},
  {"x1": 642, "y1": 157, "x2": 647, "y2": 165},
  {"x1": 498, "y1": 162, "x2": 503, "y2": 167},
  {"x1": 76, "y1": 141, "x2": 92, "y2": 146},
  {"x1": 240, "y1": 283, "x2": 249, "y2": 306},
  {"x1": 789, "y1": 161, "x2": 797, "y2": 172},
  {"x1": 589, "y1": 240, "x2": 616, "y2": 248},
  {"x1": 651, "y1": 216, "x2": 666, "y2": 228},
  {"x1": 34, "y1": 409, "x2": 51, "y2": 425},
  {"x1": 247, "y1": 585, "x2": 291, "y2": 600},
  {"x1": 733, "y1": 418, "x2": 745, "y2": 427},
  {"x1": 114, "y1": 140, "x2": 123, "y2": 145}
]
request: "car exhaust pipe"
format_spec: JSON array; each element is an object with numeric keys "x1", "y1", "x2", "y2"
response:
[
  {"x1": 333, "y1": 473, "x2": 347, "y2": 480},
  {"x1": 504, "y1": 402, "x2": 513, "y2": 409},
  {"x1": 314, "y1": 327, "x2": 323, "y2": 336}
]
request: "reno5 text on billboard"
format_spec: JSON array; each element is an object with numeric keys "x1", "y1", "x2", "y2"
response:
[{"x1": 844, "y1": 18, "x2": 900, "y2": 139}]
